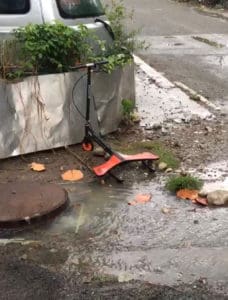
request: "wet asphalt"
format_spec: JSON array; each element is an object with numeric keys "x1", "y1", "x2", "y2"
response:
[{"x1": 117, "y1": 0, "x2": 228, "y2": 113}]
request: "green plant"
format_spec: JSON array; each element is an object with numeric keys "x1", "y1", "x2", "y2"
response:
[
  {"x1": 101, "y1": 0, "x2": 147, "y2": 72},
  {"x1": 122, "y1": 99, "x2": 134, "y2": 117},
  {"x1": 12, "y1": 22, "x2": 95, "y2": 76},
  {"x1": 165, "y1": 175, "x2": 203, "y2": 193}
]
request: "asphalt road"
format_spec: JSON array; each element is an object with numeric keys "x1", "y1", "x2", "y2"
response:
[{"x1": 107, "y1": 0, "x2": 228, "y2": 112}]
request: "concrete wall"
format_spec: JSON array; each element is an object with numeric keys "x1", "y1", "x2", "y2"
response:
[{"x1": 0, "y1": 64, "x2": 135, "y2": 159}]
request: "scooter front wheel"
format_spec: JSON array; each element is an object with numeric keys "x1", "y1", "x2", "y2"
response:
[{"x1": 82, "y1": 141, "x2": 94, "y2": 152}]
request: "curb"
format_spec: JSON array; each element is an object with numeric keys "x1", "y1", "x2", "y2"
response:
[{"x1": 134, "y1": 54, "x2": 220, "y2": 112}]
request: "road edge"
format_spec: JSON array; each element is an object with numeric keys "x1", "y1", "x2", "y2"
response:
[{"x1": 134, "y1": 54, "x2": 220, "y2": 111}]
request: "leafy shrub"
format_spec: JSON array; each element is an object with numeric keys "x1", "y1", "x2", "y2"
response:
[
  {"x1": 13, "y1": 22, "x2": 95, "y2": 75},
  {"x1": 103, "y1": 0, "x2": 146, "y2": 72}
]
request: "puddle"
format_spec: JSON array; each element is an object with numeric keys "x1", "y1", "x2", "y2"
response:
[
  {"x1": 204, "y1": 55, "x2": 228, "y2": 68},
  {"x1": 0, "y1": 162, "x2": 228, "y2": 285}
]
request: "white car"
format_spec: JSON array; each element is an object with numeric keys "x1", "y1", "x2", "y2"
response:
[{"x1": 0, "y1": 0, "x2": 113, "y2": 42}]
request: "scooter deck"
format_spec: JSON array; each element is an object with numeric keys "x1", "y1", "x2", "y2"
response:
[{"x1": 93, "y1": 152, "x2": 159, "y2": 177}]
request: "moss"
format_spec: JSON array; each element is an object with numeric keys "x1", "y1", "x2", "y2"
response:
[
  {"x1": 166, "y1": 175, "x2": 203, "y2": 193},
  {"x1": 91, "y1": 273, "x2": 117, "y2": 283},
  {"x1": 114, "y1": 141, "x2": 180, "y2": 169},
  {"x1": 192, "y1": 36, "x2": 224, "y2": 48}
]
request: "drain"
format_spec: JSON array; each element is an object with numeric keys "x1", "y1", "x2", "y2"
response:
[{"x1": 0, "y1": 182, "x2": 68, "y2": 226}]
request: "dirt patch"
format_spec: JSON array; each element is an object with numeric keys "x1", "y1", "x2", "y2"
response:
[{"x1": 0, "y1": 116, "x2": 227, "y2": 184}]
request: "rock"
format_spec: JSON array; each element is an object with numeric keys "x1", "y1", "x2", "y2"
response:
[
  {"x1": 158, "y1": 162, "x2": 168, "y2": 171},
  {"x1": 173, "y1": 141, "x2": 181, "y2": 147},
  {"x1": 152, "y1": 123, "x2": 162, "y2": 130},
  {"x1": 71, "y1": 257, "x2": 79, "y2": 265},
  {"x1": 118, "y1": 273, "x2": 134, "y2": 283},
  {"x1": 205, "y1": 126, "x2": 213, "y2": 133},
  {"x1": 161, "y1": 207, "x2": 171, "y2": 214},
  {"x1": 207, "y1": 190, "x2": 228, "y2": 206},
  {"x1": 21, "y1": 254, "x2": 28, "y2": 260},
  {"x1": 180, "y1": 169, "x2": 188, "y2": 176},
  {"x1": 50, "y1": 248, "x2": 58, "y2": 253},
  {"x1": 174, "y1": 118, "x2": 182, "y2": 124},
  {"x1": 165, "y1": 168, "x2": 173, "y2": 173},
  {"x1": 132, "y1": 115, "x2": 141, "y2": 123},
  {"x1": 161, "y1": 128, "x2": 168, "y2": 135},
  {"x1": 93, "y1": 147, "x2": 105, "y2": 157},
  {"x1": 199, "y1": 182, "x2": 228, "y2": 197}
]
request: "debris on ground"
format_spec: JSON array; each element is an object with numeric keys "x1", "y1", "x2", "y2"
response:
[
  {"x1": 61, "y1": 170, "x2": 84, "y2": 182},
  {"x1": 30, "y1": 162, "x2": 46, "y2": 172},
  {"x1": 176, "y1": 189, "x2": 208, "y2": 206},
  {"x1": 128, "y1": 193, "x2": 152, "y2": 206},
  {"x1": 176, "y1": 189, "x2": 199, "y2": 201}
]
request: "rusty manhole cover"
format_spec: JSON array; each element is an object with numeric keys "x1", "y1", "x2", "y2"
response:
[{"x1": 0, "y1": 182, "x2": 68, "y2": 224}]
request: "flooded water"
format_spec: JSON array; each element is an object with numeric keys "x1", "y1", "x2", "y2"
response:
[{"x1": 1, "y1": 161, "x2": 228, "y2": 286}]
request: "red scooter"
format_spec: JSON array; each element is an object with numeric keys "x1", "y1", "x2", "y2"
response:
[{"x1": 71, "y1": 61, "x2": 159, "y2": 182}]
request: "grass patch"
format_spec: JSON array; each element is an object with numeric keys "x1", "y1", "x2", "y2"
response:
[
  {"x1": 192, "y1": 36, "x2": 224, "y2": 48},
  {"x1": 166, "y1": 175, "x2": 203, "y2": 193},
  {"x1": 114, "y1": 141, "x2": 180, "y2": 169},
  {"x1": 190, "y1": 94, "x2": 201, "y2": 101},
  {"x1": 91, "y1": 273, "x2": 117, "y2": 283}
]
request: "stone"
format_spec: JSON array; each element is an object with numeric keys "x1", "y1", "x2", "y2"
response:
[
  {"x1": 161, "y1": 207, "x2": 171, "y2": 214},
  {"x1": 21, "y1": 254, "x2": 28, "y2": 260},
  {"x1": 118, "y1": 273, "x2": 134, "y2": 283},
  {"x1": 158, "y1": 162, "x2": 168, "y2": 171},
  {"x1": 173, "y1": 141, "x2": 181, "y2": 147},
  {"x1": 174, "y1": 118, "x2": 182, "y2": 124},
  {"x1": 199, "y1": 182, "x2": 228, "y2": 197},
  {"x1": 205, "y1": 126, "x2": 213, "y2": 133},
  {"x1": 152, "y1": 123, "x2": 162, "y2": 130},
  {"x1": 165, "y1": 168, "x2": 173, "y2": 173},
  {"x1": 161, "y1": 128, "x2": 168, "y2": 135},
  {"x1": 207, "y1": 190, "x2": 228, "y2": 206},
  {"x1": 93, "y1": 147, "x2": 105, "y2": 157}
]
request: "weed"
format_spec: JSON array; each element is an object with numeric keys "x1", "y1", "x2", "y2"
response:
[
  {"x1": 166, "y1": 175, "x2": 203, "y2": 193},
  {"x1": 122, "y1": 99, "x2": 135, "y2": 117}
]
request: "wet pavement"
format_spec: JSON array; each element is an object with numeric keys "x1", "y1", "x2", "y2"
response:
[{"x1": 0, "y1": 159, "x2": 227, "y2": 295}]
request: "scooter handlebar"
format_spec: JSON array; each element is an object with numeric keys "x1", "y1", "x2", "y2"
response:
[{"x1": 70, "y1": 61, "x2": 108, "y2": 70}]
